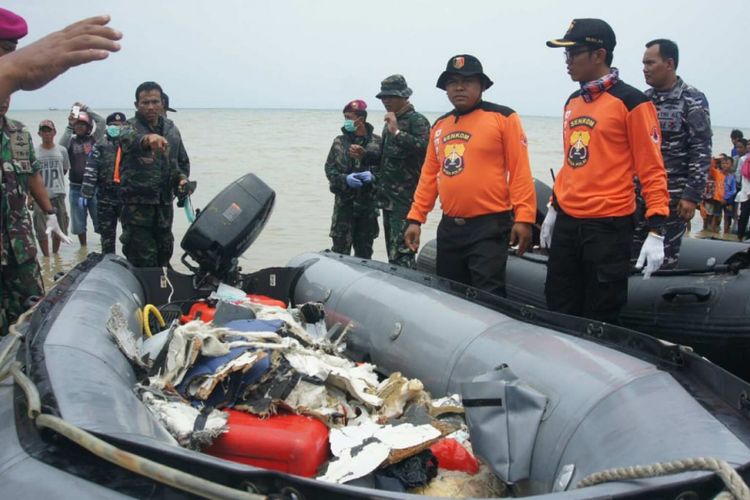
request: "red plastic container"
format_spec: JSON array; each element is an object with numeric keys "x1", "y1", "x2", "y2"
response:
[
  {"x1": 205, "y1": 410, "x2": 330, "y2": 477},
  {"x1": 181, "y1": 294, "x2": 287, "y2": 324},
  {"x1": 246, "y1": 294, "x2": 287, "y2": 309},
  {"x1": 181, "y1": 301, "x2": 216, "y2": 323},
  {"x1": 430, "y1": 438, "x2": 480, "y2": 474}
]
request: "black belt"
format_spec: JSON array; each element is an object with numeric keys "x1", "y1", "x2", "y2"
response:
[{"x1": 441, "y1": 211, "x2": 511, "y2": 226}]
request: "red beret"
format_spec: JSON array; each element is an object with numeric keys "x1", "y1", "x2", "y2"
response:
[
  {"x1": 343, "y1": 99, "x2": 367, "y2": 113},
  {"x1": 0, "y1": 8, "x2": 27, "y2": 42}
]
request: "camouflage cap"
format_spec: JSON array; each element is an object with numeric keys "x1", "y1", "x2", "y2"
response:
[
  {"x1": 376, "y1": 74, "x2": 413, "y2": 99},
  {"x1": 38, "y1": 119, "x2": 56, "y2": 131}
]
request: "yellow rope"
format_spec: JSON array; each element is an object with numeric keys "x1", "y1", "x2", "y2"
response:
[{"x1": 142, "y1": 304, "x2": 165, "y2": 338}]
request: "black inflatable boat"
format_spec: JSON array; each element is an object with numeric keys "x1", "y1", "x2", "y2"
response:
[{"x1": 3, "y1": 174, "x2": 750, "y2": 499}]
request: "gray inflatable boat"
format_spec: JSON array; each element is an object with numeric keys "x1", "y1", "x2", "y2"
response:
[
  {"x1": 416, "y1": 220, "x2": 750, "y2": 380},
  {"x1": 3, "y1": 173, "x2": 750, "y2": 499}
]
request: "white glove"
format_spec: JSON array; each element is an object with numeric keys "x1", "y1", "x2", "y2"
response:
[
  {"x1": 540, "y1": 205, "x2": 557, "y2": 249},
  {"x1": 635, "y1": 232, "x2": 664, "y2": 279},
  {"x1": 45, "y1": 214, "x2": 73, "y2": 245}
]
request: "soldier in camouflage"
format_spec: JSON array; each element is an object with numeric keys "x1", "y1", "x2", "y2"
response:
[
  {"x1": 0, "y1": 99, "x2": 69, "y2": 334},
  {"x1": 119, "y1": 82, "x2": 189, "y2": 268},
  {"x1": 324, "y1": 99, "x2": 381, "y2": 258},
  {"x1": 633, "y1": 39, "x2": 712, "y2": 268},
  {"x1": 81, "y1": 111, "x2": 127, "y2": 254},
  {"x1": 0, "y1": 9, "x2": 70, "y2": 335},
  {"x1": 367, "y1": 74, "x2": 430, "y2": 268}
]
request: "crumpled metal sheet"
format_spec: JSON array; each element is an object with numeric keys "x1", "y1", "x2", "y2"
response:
[
  {"x1": 139, "y1": 388, "x2": 227, "y2": 449},
  {"x1": 377, "y1": 372, "x2": 426, "y2": 421},
  {"x1": 111, "y1": 294, "x2": 468, "y2": 487},
  {"x1": 106, "y1": 304, "x2": 147, "y2": 369},
  {"x1": 319, "y1": 422, "x2": 442, "y2": 484}
]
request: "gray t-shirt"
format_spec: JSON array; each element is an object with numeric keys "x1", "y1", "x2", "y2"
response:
[{"x1": 34, "y1": 144, "x2": 70, "y2": 197}]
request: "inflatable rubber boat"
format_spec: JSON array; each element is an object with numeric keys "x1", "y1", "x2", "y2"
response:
[
  {"x1": 3, "y1": 174, "x2": 750, "y2": 499},
  {"x1": 417, "y1": 181, "x2": 750, "y2": 380}
]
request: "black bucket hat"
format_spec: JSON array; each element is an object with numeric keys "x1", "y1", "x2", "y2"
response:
[{"x1": 436, "y1": 54, "x2": 494, "y2": 90}]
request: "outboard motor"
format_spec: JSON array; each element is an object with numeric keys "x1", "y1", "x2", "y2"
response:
[{"x1": 181, "y1": 173, "x2": 275, "y2": 284}]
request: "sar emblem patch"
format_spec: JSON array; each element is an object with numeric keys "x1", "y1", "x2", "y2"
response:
[
  {"x1": 567, "y1": 130, "x2": 591, "y2": 168},
  {"x1": 520, "y1": 133, "x2": 528, "y2": 148},
  {"x1": 453, "y1": 56, "x2": 465, "y2": 69},
  {"x1": 442, "y1": 143, "x2": 465, "y2": 176},
  {"x1": 650, "y1": 126, "x2": 660, "y2": 144}
]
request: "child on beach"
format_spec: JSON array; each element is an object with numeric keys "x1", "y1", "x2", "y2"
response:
[
  {"x1": 701, "y1": 157, "x2": 724, "y2": 235},
  {"x1": 722, "y1": 156, "x2": 737, "y2": 239}
]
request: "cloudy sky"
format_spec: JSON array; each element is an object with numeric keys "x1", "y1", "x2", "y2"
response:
[{"x1": 6, "y1": 0, "x2": 750, "y2": 127}]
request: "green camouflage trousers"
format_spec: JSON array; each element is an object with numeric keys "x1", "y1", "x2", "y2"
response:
[
  {"x1": 1, "y1": 256, "x2": 44, "y2": 335},
  {"x1": 120, "y1": 204, "x2": 174, "y2": 268},
  {"x1": 382, "y1": 208, "x2": 415, "y2": 269},
  {"x1": 97, "y1": 201, "x2": 122, "y2": 255},
  {"x1": 330, "y1": 197, "x2": 379, "y2": 259}
]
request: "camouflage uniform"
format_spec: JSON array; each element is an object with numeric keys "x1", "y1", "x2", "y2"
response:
[
  {"x1": 372, "y1": 75, "x2": 431, "y2": 268},
  {"x1": 632, "y1": 77, "x2": 712, "y2": 268},
  {"x1": 0, "y1": 117, "x2": 44, "y2": 335},
  {"x1": 324, "y1": 122, "x2": 381, "y2": 258},
  {"x1": 118, "y1": 112, "x2": 188, "y2": 267},
  {"x1": 81, "y1": 137, "x2": 122, "y2": 254}
]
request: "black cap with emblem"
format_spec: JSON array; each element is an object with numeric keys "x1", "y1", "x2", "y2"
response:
[
  {"x1": 436, "y1": 54, "x2": 494, "y2": 90},
  {"x1": 546, "y1": 18, "x2": 616, "y2": 52}
]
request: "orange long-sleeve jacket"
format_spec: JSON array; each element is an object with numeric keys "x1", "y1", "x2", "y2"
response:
[
  {"x1": 407, "y1": 101, "x2": 537, "y2": 224},
  {"x1": 553, "y1": 81, "x2": 669, "y2": 226}
]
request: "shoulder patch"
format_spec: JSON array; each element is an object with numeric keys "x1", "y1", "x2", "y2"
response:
[
  {"x1": 607, "y1": 81, "x2": 650, "y2": 111},
  {"x1": 480, "y1": 101, "x2": 515, "y2": 117}
]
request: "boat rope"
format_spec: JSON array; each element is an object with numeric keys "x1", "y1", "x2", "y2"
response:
[
  {"x1": 34, "y1": 413, "x2": 265, "y2": 500},
  {"x1": 577, "y1": 457, "x2": 750, "y2": 500},
  {"x1": 0, "y1": 306, "x2": 36, "y2": 381},
  {"x1": 3, "y1": 313, "x2": 266, "y2": 500}
]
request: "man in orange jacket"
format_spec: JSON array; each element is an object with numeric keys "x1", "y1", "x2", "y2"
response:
[
  {"x1": 404, "y1": 54, "x2": 536, "y2": 297},
  {"x1": 542, "y1": 19, "x2": 669, "y2": 323}
]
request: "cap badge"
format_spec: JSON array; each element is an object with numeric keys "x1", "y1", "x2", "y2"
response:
[{"x1": 453, "y1": 56, "x2": 465, "y2": 69}]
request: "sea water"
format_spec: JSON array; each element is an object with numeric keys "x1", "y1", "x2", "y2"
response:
[{"x1": 9, "y1": 108, "x2": 735, "y2": 287}]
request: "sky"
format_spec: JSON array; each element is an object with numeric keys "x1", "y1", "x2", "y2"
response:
[{"x1": 6, "y1": 0, "x2": 750, "y2": 127}]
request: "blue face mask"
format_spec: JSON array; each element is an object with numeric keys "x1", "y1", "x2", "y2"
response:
[
  {"x1": 343, "y1": 119, "x2": 357, "y2": 133},
  {"x1": 106, "y1": 125, "x2": 121, "y2": 138}
]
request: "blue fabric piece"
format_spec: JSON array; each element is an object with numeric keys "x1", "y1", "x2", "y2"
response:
[{"x1": 176, "y1": 345, "x2": 271, "y2": 408}]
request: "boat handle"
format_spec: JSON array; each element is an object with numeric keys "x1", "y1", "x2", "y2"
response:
[{"x1": 661, "y1": 286, "x2": 712, "y2": 302}]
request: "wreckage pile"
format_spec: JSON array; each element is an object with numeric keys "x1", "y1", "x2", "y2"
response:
[{"x1": 107, "y1": 284, "x2": 507, "y2": 497}]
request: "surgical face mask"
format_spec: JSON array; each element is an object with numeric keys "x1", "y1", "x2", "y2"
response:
[
  {"x1": 343, "y1": 119, "x2": 357, "y2": 133},
  {"x1": 106, "y1": 124, "x2": 121, "y2": 138}
]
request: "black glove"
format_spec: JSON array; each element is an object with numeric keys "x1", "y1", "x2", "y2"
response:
[{"x1": 176, "y1": 180, "x2": 197, "y2": 208}]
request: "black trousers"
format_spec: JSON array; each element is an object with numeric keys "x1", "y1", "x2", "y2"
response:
[
  {"x1": 436, "y1": 212, "x2": 512, "y2": 297},
  {"x1": 738, "y1": 199, "x2": 750, "y2": 241},
  {"x1": 545, "y1": 210, "x2": 633, "y2": 324}
]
